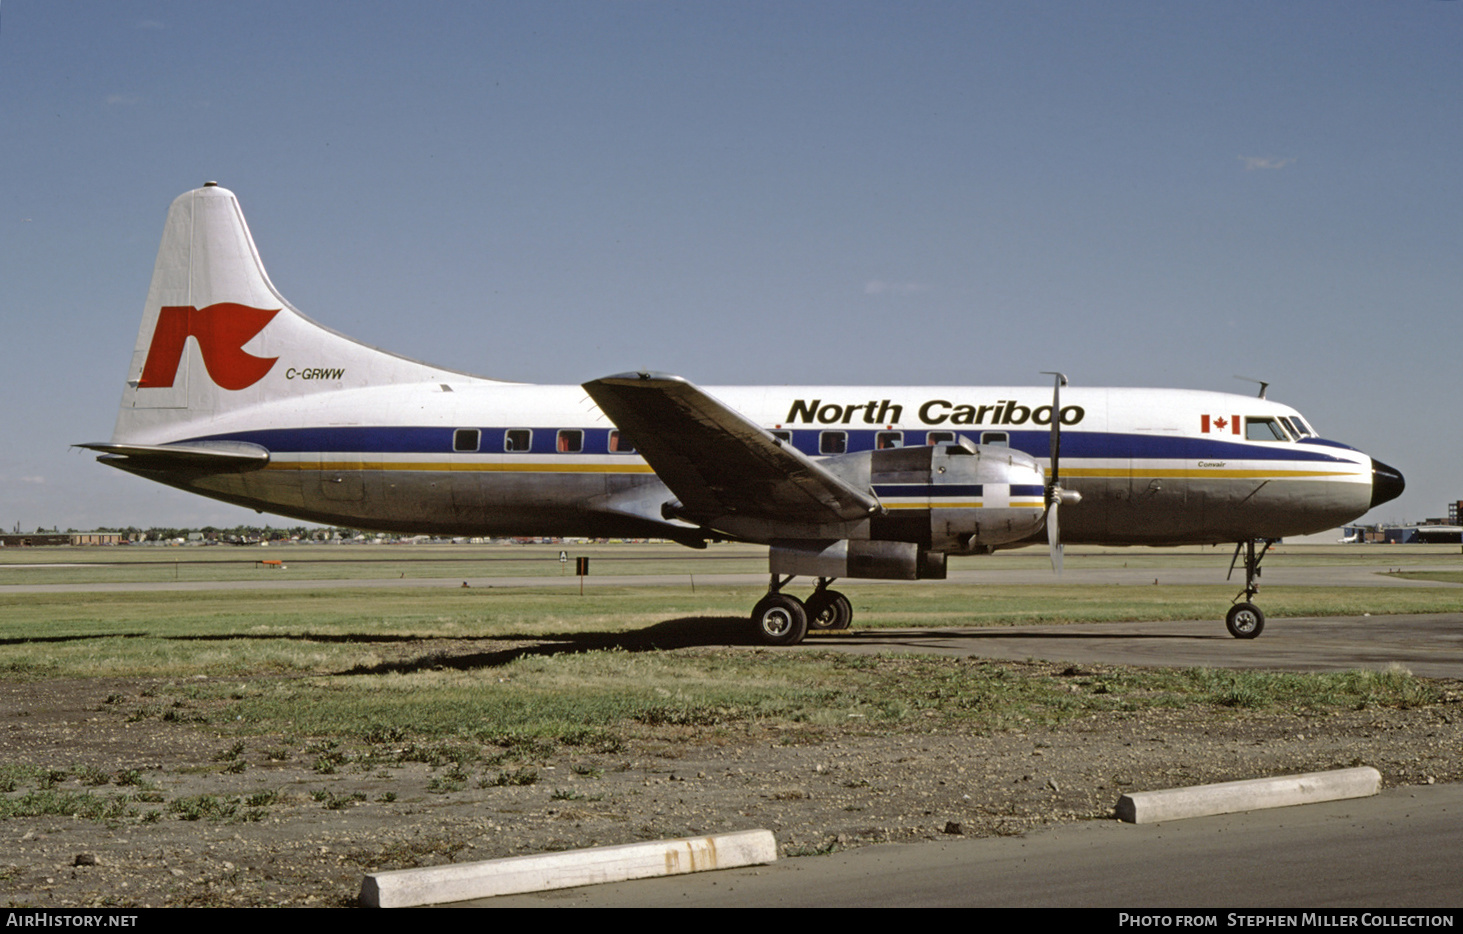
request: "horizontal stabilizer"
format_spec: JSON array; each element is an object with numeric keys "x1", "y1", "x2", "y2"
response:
[{"x1": 76, "y1": 440, "x2": 269, "y2": 471}]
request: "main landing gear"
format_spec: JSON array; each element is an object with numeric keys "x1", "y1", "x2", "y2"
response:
[
  {"x1": 1225, "y1": 539, "x2": 1274, "y2": 639},
  {"x1": 751, "y1": 576, "x2": 851, "y2": 646}
]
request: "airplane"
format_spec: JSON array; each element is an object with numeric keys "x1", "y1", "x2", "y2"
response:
[{"x1": 80, "y1": 183, "x2": 1406, "y2": 645}]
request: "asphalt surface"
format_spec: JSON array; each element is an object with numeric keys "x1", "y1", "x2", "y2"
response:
[
  {"x1": 476, "y1": 783, "x2": 1463, "y2": 908},
  {"x1": 810, "y1": 613, "x2": 1463, "y2": 679}
]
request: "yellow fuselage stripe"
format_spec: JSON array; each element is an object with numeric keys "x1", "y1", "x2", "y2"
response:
[{"x1": 264, "y1": 461, "x2": 1358, "y2": 481}]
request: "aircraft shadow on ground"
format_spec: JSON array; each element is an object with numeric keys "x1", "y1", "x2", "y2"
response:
[
  {"x1": 90, "y1": 616, "x2": 751, "y2": 676},
  {"x1": 339, "y1": 616, "x2": 757, "y2": 676},
  {"x1": 18, "y1": 618, "x2": 1212, "y2": 679},
  {"x1": 335, "y1": 618, "x2": 1220, "y2": 677}
]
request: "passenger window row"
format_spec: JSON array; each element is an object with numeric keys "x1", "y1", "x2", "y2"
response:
[
  {"x1": 770, "y1": 429, "x2": 1009, "y2": 455},
  {"x1": 450, "y1": 428, "x2": 636, "y2": 455},
  {"x1": 454, "y1": 427, "x2": 1012, "y2": 456}
]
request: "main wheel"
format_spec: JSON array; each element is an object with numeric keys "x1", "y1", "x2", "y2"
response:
[
  {"x1": 806, "y1": 590, "x2": 852, "y2": 630},
  {"x1": 752, "y1": 593, "x2": 809, "y2": 646},
  {"x1": 1226, "y1": 602, "x2": 1265, "y2": 639}
]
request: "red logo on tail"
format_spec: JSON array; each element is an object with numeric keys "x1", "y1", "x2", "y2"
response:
[{"x1": 138, "y1": 304, "x2": 280, "y2": 391}]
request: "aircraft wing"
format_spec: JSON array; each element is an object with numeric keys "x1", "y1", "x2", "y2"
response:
[{"x1": 582, "y1": 372, "x2": 881, "y2": 525}]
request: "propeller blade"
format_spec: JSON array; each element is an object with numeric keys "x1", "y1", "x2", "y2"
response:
[
  {"x1": 1040, "y1": 372, "x2": 1068, "y2": 575},
  {"x1": 1044, "y1": 371, "x2": 1065, "y2": 485},
  {"x1": 1047, "y1": 499, "x2": 1063, "y2": 575}
]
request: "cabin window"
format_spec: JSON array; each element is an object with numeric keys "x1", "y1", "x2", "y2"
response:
[
  {"x1": 926, "y1": 431, "x2": 955, "y2": 446},
  {"x1": 453, "y1": 429, "x2": 480, "y2": 453},
  {"x1": 504, "y1": 429, "x2": 532, "y2": 452},
  {"x1": 1245, "y1": 417, "x2": 1288, "y2": 442},
  {"x1": 557, "y1": 429, "x2": 584, "y2": 453},
  {"x1": 608, "y1": 430, "x2": 636, "y2": 453},
  {"x1": 979, "y1": 431, "x2": 1008, "y2": 447},
  {"x1": 770, "y1": 429, "x2": 792, "y2": 443},
  {"x1": 876, "y1": 431, "x2": 903, "y2": 450},
  {"x1": 820, "y1": 431, "x2": 847, "y2": 455}
]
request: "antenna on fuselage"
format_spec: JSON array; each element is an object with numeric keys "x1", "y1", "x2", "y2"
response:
[{"x1": 1234, "y1": 375, "x2": 1270, "y2": 399}]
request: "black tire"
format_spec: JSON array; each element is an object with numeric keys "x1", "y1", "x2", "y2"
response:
[
  {"x1": 751, "y1": 593, "x2": 809, "y2": 646},
  {"x1": 807, "y1": 590, "x2": 852, "y2": 630},
  {"x1": 1226, "y1": 602, "x2": 1265, "y2": 639}
]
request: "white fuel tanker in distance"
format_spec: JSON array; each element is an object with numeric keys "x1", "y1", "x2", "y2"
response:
[{"x1": 81, "y1": 184, "x2": 1405, "y2": 645}]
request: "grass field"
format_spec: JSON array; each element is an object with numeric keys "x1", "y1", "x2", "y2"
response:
[{"x1": 3, "y1": 543, "x2": 1460, "y2": 750}]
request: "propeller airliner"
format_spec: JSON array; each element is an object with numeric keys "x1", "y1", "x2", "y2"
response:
[{"x1": 81, "y1": 184, "x2": 1405, "y2": 645}]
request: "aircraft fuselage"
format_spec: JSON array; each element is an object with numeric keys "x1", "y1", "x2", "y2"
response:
[{"x1": 107, "y1": 381, "x2": 1384, "y2": 548}]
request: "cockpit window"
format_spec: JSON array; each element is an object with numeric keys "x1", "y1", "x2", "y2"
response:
[
  {"x1": 1245, "y1": 417, "x2": 1289, "y2": 442},
  {"x1": 1287, "y1": 416, "x2": 1317, "y2": 438}
]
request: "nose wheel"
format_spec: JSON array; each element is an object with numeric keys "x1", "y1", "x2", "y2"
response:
[
  {"x1": 1225, "y1": 602, "x2": 1265, "y2": 639},
  {"x1": 1225, "y1": 539, "x2": 1273, "y2": 639}
]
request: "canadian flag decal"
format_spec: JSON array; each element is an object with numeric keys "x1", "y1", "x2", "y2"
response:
[
  {"x1": 138, "y1": 304, "x2": 281, "y2": 391},
  {"x1": 1200, "y1": 414, "x2": 1241, "y2": 435}
]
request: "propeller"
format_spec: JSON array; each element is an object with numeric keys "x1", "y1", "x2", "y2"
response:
[{"x1": 1040, "y1": 371, "x2": 1081, "y2": 574}]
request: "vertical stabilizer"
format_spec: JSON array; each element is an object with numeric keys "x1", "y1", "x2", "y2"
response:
[{"x1": 112, "y1": 184, "x2": 488, "y2": 444}]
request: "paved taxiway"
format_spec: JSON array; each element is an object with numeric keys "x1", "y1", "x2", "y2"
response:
[
  {"x1": 813, "y1": 613, "x2": 1463, "y2": 679},
  {"x1": 478, "y1": 783, "x2": 1463, "y2": 908}
]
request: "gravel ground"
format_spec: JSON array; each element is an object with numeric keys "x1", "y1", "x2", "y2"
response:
[{"x1": 3, "y1": 661, "x2": 1460, "y2": 908}]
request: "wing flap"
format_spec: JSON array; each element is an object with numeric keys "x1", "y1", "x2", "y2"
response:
[{"x1": 582, "y1": 372, "x2": 880, "y2": 525}]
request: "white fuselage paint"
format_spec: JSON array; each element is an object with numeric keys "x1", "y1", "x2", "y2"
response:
[{"x1": 131, "y1": 380, "x2": 1374, "y2": 547}]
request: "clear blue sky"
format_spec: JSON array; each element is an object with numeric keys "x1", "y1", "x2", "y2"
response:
[{"x1": 2, "y1": 1, "x2": 1457, "y2": 531}]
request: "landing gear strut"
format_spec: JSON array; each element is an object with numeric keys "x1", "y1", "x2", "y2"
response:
[
  {"x1": 750, "y1": 576, "x2": 852, "y2": 645},
  {"x1": 1225, "y1": 539, "x2": 1273, "y2": 639}
]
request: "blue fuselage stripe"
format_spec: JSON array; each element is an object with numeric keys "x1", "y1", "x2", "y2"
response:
[{"x1": 183, "y1": 427, "x2": 1357, "y2": 465}]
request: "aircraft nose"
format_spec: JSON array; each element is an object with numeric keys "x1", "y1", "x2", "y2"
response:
[{"x1": 1370, "y1": 458, "x2": 1405, "y2": 509}]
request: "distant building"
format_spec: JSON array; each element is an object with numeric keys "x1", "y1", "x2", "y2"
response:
[
  {"x1": 69, "y1": 531, "x2": 124, "y2": 545},
  {"x1": 0, "y1": 532, "x2": 124, "y2": 547},
  {"x1": 1344, "y1": 524, "x2": 1462, "y2": 544},
  {"x1": 0, "y1": 533, "x2": 70, "y2": 547}
]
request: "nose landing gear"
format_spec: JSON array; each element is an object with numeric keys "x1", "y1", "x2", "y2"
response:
[{"x1": 1226, "y1": 539, "x2": 1273, "y2": 639}]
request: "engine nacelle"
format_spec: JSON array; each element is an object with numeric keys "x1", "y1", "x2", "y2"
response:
[
  {"x1": 769, "y1": 539, "x2": 947, "y2": 581},
  {"x1": 822, "y1": 437, "x2": 1048, "y2": 553}
]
